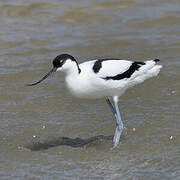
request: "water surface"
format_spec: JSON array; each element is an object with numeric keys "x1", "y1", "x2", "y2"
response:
[{"x1": 0, "y1": 0, "x2": 180, "y2": 179}]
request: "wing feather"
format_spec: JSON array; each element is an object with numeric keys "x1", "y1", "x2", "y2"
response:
[{"x1": 94, "y1": 59, "x2": 133, "y2": 78}]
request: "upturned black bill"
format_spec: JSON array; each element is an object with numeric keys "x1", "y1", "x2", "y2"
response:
[{"x1": 27, "y1": 67, "x2": 57, "y2": 86}]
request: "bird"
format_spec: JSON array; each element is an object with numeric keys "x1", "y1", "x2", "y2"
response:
[{"x1": 27, "y1": 53, "x2": 162, "y2": 148}]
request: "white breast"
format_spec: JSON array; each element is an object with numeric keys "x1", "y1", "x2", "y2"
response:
[{"x1": 65, "y1": 61, "x2": 99, "y2": 98}]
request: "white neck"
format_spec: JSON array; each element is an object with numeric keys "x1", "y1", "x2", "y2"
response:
[{"x1": 58, "y1": 60, "x2": 81, "y2": 76}]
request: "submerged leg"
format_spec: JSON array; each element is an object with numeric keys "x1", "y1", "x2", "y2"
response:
[{"x1": 112, "y1": 96, "x2": 124, "y2": 148}]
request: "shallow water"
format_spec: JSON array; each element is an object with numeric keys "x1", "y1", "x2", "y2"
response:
[{"x1": 0, "y1": 0, "x2": 180, "y2": 179}]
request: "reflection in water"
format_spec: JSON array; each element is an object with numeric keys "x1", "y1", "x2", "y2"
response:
[{"x1": 25, "y1": 135, "x2": 113, "y2": 151}]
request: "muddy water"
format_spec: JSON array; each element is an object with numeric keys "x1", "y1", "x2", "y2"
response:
[{"x1": 0, "y1": 0, "x2": 180, "y2": 179}]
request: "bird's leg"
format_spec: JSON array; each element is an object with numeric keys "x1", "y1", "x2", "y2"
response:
[
  {"x1": 105, "y1": 98, "x2": 117, "y2": 117},
  {"x1": 106, "y1": 97, "x2": 123, "y2": 147},
  {"x1": 112, "y1": 96, "x2": 124, "y2": 148}
]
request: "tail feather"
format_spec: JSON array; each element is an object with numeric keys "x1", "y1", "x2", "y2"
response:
[
  {"x1": 129, "y1": 59, "x2": 162, "y2": 80},
  {"x1": 154, "y1": 59, "x2": 160, "y2": 63}
]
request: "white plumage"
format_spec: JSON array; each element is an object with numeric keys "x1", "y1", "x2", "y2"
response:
[
  {"x1": 28, "y1": 54, "x2": 162, "y2": 148},
  {"x1": 65, "y1": 59, "x2": 161, "y2": 98}
]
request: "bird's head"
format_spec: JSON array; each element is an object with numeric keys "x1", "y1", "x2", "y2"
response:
[{"x1": 27, "y1": 53, "x2": 80, "y2": 86}]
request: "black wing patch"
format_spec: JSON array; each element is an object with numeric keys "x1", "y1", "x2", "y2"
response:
[
  {"x1": 93, "y1": 59, "x2": 122, "y2": 74},
  {"x1": 103, "y1": 61, "x2": 145, "y2": 81},
  {"x1": 93, "y1": 60, "x2": 103, "y2": 73}
]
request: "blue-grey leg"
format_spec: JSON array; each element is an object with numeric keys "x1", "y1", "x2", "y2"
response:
[
  {"x1": 113, "y1": 96, "x2": 124, "y2": 147},
  {"x1": 106, "y1": 98, "x2": 116, "y2": 117}
]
